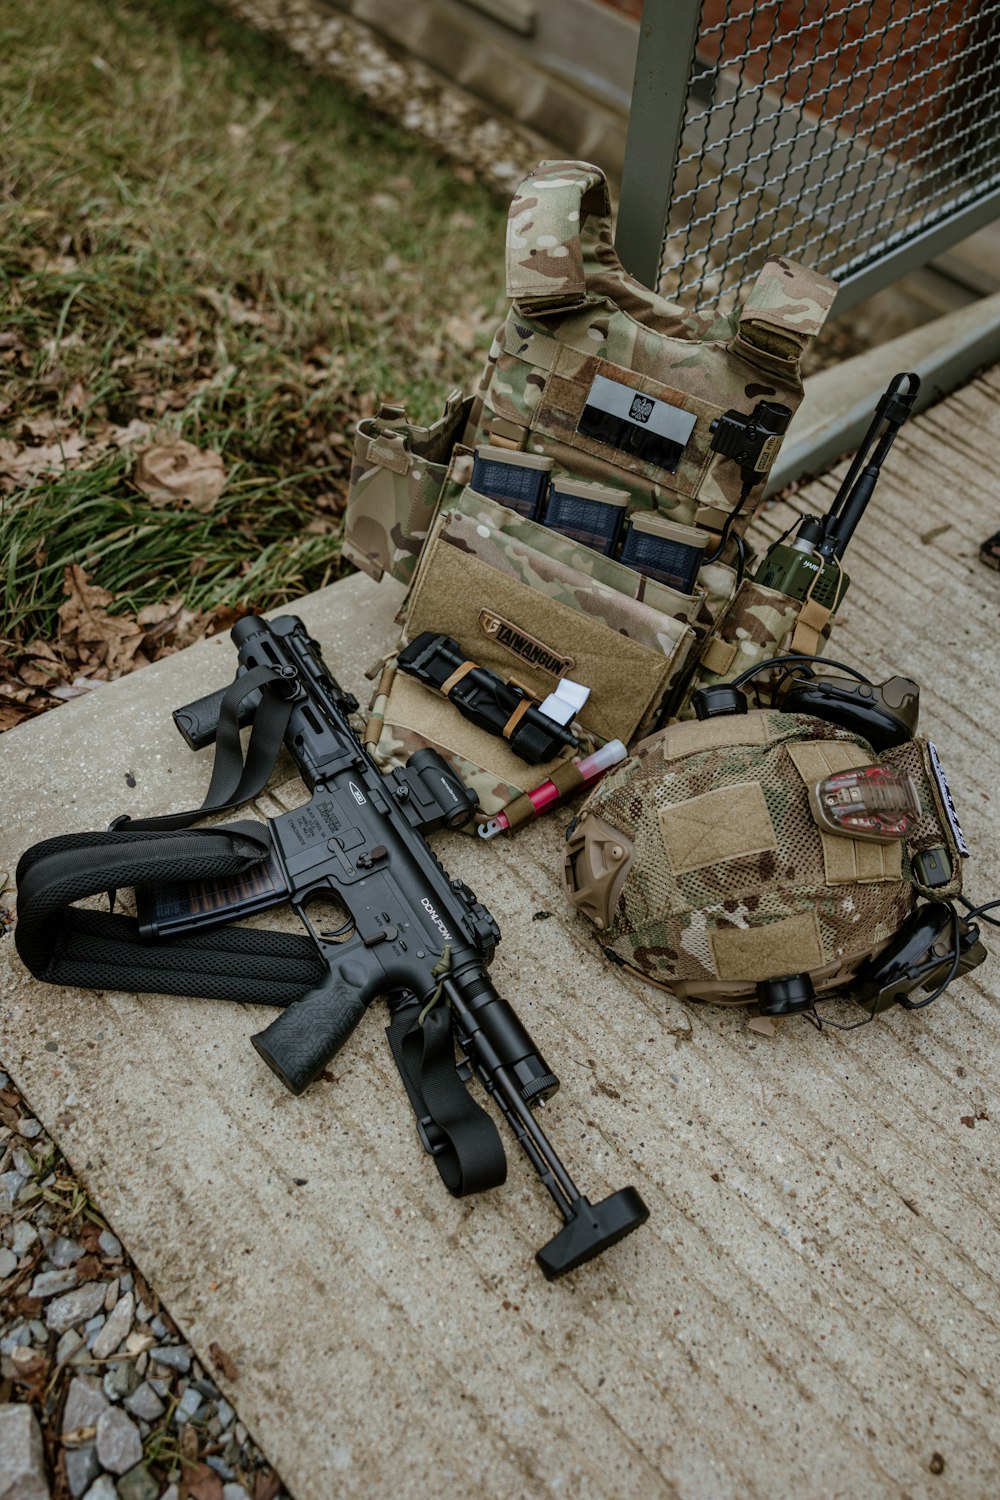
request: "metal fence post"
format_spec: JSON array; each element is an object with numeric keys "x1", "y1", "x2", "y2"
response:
[{"x1": 615, "y1": 0, "x2": 702, "y2": 290}]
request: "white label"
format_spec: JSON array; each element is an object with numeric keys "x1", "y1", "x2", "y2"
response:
[{"x1": 927, "y1": 742, "x2": 969, "y2": 857}]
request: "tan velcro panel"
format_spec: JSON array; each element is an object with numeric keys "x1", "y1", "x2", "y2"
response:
[
  {"x1": 710, "y1": 910, "x2": 824, "y2": 981},
  {"x1": 658, "y1": 709, "x2": 772, "y2": 761},
  {"x1": 404, "y1": 537, "x2": 677, "y2": 744},
  {"x1": 659, "y1": 781, "x2": 777, "y2": 875},
  {"x1": 787, "y1": 741, "x2": 902, "y2": 884}
]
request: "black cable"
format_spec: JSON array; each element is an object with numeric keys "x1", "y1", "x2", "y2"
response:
[
  {"x1": 957, "y1": 894, "x2": 1000, "y2": 927},
  {"x1": 807, "y1": 1000, "x2": 878, "y2": 1034},
  {"x1": 896, "y1": 903, "x2": 964, "y2": 1012},
  {"x1": 731, "y1": 652, "x2": 871, "y2": 691},
  {"x1": 704, "y1": 478, "x2": 754, "y2": 565},
  {"x1": 733, "y1": 534, "x2": 747, "y2": 587},
  {"x1": 812, "y1": 893, "x2": 987, "y2": 1029}
]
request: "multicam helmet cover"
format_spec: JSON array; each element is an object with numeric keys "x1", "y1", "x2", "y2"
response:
[{"x1": 561, "y1": 710, "x2": 965, "y2": 1005}]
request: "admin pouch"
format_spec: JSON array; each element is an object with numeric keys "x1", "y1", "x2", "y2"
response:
[
  {"x1": 561, "y1": 710, "x2": 966, "y2": 1004},
  {"x1": 343, "y1": 160, "x2": 836, "y2": 821}
]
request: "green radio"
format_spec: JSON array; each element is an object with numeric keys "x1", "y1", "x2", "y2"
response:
[{"x1": 754, "y1": 372, "x2": 919, "y2": 607}]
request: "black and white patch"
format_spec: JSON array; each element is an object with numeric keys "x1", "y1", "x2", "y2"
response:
[
  {"x1": 927, "y1": 741, "x2": 970, "y2": 857},
  {"x1": 578, "y1": 374, "x2": 696, "y2": 473}
]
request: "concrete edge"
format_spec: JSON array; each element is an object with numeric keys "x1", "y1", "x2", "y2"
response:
[{"x1": 770, "y1": 287, "x2": 1000, "y2": 491}]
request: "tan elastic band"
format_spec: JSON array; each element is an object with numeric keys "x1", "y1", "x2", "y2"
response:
[
  {"x1": 547, "y1": 758, "x2": 585, "y2": 796},
  {"x1": 362, "y1": 713, "x2": 384, "y2": 751},
  {"x1": 700, "y1": 636, "x2": 739, "y2": 676},
  {"x1": 501, "y1": 755, "x2": 582, "y2": 831},
  {"x1": 789, "y1": 557, "x2": 844, "y2": 654},
  {"x1": 368, "y1": 434, "x2": 410, "y2": 475},
  {"x1": 502, "y1": 698, "x2": 532, "y2": 740},
  {"x1": 501, "y1": 792, "x2": 535, "y2": 830},
  {"x1": 440, "y1": 659, "x2": 478, "y2": 697},
  {"x1": 790, "y1": 596, "x2": 833, "y2": 655}
]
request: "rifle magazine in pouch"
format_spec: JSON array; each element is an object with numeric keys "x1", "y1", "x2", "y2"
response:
[{"x1": 401, "y1": 486, "x2": 698, "y2": 745}]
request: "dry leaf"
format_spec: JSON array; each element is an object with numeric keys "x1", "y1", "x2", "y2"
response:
[
  {"x1": 49, "y1": 680, "x2": 102, "y2": 700},
  {"x1": 106, "y1": 418, "x2": 154, "y2": 448},
  {"x1": 57, "y1": 565, "x2": 147, "y2": 676},
  {"x1": 208, "y1": 1340, "x2": 239, "y2": 1381},
  {"x1": 181, "y1": 1460, "x2": 223, "y2": 1500},
  {"x1": 134, "y1": 438, "x2": 227, "y2": 513},
  {"x1": 197, "y1": 286, "x2": 278, "y2": 331},
  {"x1": 0, "y1": 433, "x2": 89, "y2": 491}
]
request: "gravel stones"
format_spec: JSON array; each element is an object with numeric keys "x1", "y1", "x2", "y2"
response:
[
  {"x1": 0, "y1": 1403, "x2": 50, "y2": 1500},
  {"x1": 0, "y1": 810, "x2": 291, "y2": 1500},
  {"x1": 95, "y1": 1407, "x2": 142, "y2": 1474},
  {"x1": 91, "y1": 1291, "x2": 134, "y2": 1360},
  {"x1": 30, "y1": 1267, "x2": 79, "y2": 1299},
  {"x1": 9, "y1": 1219, "x2": 37, "y2": 1255},
  {"x1": 125, "y1": 1382, "x2": 165, "y2": 1422},
  {"x1": 65, "y1": 1443, "x2": 99, "y2": 1498},
  {"x1": 150, "y1": 1344, "x2": 190, "y2": 1373},
  {"x1": 221, "y1": 0, "x2": 538, "y2": 199},
  {"x1": 81, "y1": 1478, "x2": 117, "y2": 1500},
  {"x1": 116, "y1": 1466, "x2": 159, "y2": 1500},
  {"x1": 174, "y1": 1386, "x2": 202, "y2": 1424},
  {"x1": 0, "y1": 1170, "x2": 27, "y2": 1211},
  {"x1": 55, "y1": 1328, "x2": 84, "y2": 1365},
  {"x1": 97, "y1": 1230, "x2": 122, "y2": 1258},
  {"x1": 103, "y1": 1362, "x2": 140, "y2": 1402},
  {"x1": 46, "y1": 1283, "x2": 108, "y2": 1334},
  {"x1": 62, "y1": 1376, "x2": 109, "y2": 1437},
  {"x1": 48, "y1": 1235, "x2": 85, "y2": 1268}
]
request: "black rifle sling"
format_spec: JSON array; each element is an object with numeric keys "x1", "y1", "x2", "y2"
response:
[
  {"x1": 385, "y1": 999, "x2": 508, "y2": 1196},
  {"x1": 14, "y1": 823, "x2": 324, "y2": 1004},
  {"x1": 14, "y1": 664, "x2": 324, "y2": 1002},
  {"x1": 110, "y1": 663, "x2": 298, "y2": 832},
  {"x1": 15, "y1": 660, "x2": 509, "y2": 1199}
]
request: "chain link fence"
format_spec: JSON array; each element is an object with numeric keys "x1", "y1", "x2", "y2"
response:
[{"x1": 618, "y1": 0, "x2": 1000, "y2": 313}]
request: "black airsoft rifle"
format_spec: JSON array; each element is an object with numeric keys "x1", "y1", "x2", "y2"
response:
[{"x1": 144, "y1": 614, "x2": 649, "y2": 1279}]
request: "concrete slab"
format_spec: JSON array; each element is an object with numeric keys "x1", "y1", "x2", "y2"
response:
[
  {"x1": 771, "y1": 289, "x2": 1000, "y2": 494},
  {"x1": 2, "y1": 370, "x2": 1000, "y2": 1500}
]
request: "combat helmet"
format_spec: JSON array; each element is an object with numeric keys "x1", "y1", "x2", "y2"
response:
[{"x1": 561, "y1": 706, "x2": 984, "y2": 1020}]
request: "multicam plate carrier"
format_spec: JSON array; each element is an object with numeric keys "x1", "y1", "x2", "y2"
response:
[{"x1": 344, "y1": 160, "x2": 837, "y2": 823}]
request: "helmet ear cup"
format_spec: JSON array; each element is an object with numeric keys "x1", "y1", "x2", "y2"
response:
[
  {"x1": 853, "y1": 904, "x2": 986, "y2": 1012},
  {"x1": 775, "y1": 674, "x2": 918, "y2": 749}
]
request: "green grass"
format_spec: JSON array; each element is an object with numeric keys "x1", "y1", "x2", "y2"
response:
[{"x1": 0, "y1": 0, "x2": 507, "y2": 646}]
